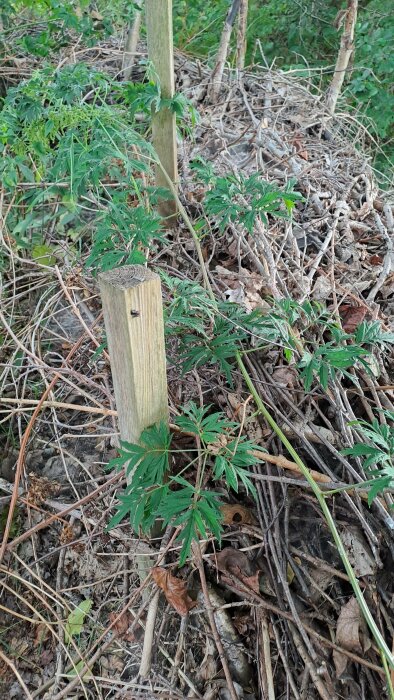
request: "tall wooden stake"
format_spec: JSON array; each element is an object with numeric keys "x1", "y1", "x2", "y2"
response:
[
  {"x1": 99, "y1": 265, "x2": 168, "y2": 445},
  {"x1": 145, "y1": 0, "x2": 178, "y2": 219}
]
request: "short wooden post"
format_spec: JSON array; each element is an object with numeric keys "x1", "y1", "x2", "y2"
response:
[
  {"x1": 145, "y1": 0, "x2": 178, "y2": 219},
  {"x1": 98, "y1": 265, "x2": 168, "y2": 445}
]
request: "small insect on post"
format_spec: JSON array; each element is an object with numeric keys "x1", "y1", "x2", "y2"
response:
[
  {"x1": 145, "y1": 0, "x2": 178, "y2": 219},
  {"x1": 99, "y1": 265, "x2": 168, "y2": 446}
]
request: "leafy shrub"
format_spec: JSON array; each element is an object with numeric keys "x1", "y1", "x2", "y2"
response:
[
  {"x1": 343, "y1": 412, "x2": 394, "y2": 504},
  {"x1": 106, "y1": 405, "x2": 265, "y2": 565},
  {"x1": 0, "y1": 64, "x2": 170, "y2": 267},
  {"x1": 2, "y1": 0, "x2": 112, "y2": 56}
]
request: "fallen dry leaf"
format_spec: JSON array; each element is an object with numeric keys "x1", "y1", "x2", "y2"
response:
[
  {"x1": 241, "y1": 571, "x2": 261, "y2": 594},
  {"x1": 341, "y1": 526, "x2": 376, "y2": 577},
  {"x1": 380, "y1": 272, "x2": 394, "y2": 299},
  {"x1": 215, "y1": 547, "x2": 253, "y2": 577},
  {"x1": 369, "y1": 254, "x2": 383, "y2": 266},
  {"x1": 286, "y1": 557, "x2": 301, "y2": 585},
  {"x1": 100, "y1": 653, "x2": 124, "y2": 678},
  {"x1": 221, "y1": 503, "x2": 256, "y2": 526},
  {"x1": 312, "y1": 275, "x2": 334, "y2": 301},
  {"x1": 293, "y1": 137, "x2": 308, "y2": 161},
  {"x1": 214, "y1": 548, "x2": 261, "y2": 595},
  {"x1": 151, "y1": 567, "x2": 196, "y2": 616},
  {"x1": 215, "y1": 265, "x2": 267, "y2": 311},
  {"x1": 108, "y1": 611, "x2": 138, "y2": 642},
  {"x1": 339, "y1": 304, "x2": 367, "y2": 334},
  {"x1": 207, "y1": 433, "x2": 228, "y2": 454},
  {"x1": 272, "y1": 366, "x2": 298, "y2": 390},
  {"x1": 34, "y1": 623, "x2": 50, "y2": 647},
  {"x1": 196, "y1": 637, "x2": 217, "y2": 682},
  {"x1": 333, "y1": 596, "x2": 371, "y2": 676},
  {"x1": 336, "y1": 597, "x2": 363, "y2": 653}
]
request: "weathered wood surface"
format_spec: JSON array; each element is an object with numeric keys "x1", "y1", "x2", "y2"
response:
[
  {"x1": 145, "y1": 0, "x2": 178, "y2": 218},
  {"x1": 99, "y1": 265, "x2": 168, "y2": 445}
]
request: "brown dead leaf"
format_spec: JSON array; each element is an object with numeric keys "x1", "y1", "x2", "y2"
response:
[
  {"x1": 221, "y1": 503, "x2": 256, "y2": 526},
  {"x1": 333, "y1": 596, "x2": 370, "y2": 676},
  {"x1": 333, "y1": 597, "x2": 363, "y2": 678},
  {"x1": 108, "y1": 611, "x2": 138, "y2": 642},
  {"x1": 312, "y1": 275, "x2": 333, "y2": 301},
  {"x1": 272, "y1": 366, "x2": 298, "y2": 390},
  {"x1": 336, "y1": 597, "x2": 363, "y2": 653},
  {"x1": 151, "y1": 567, "x2": 196, "y2": 616},
  {"x1": 34, "y1": 623, "x2": 50, "y2": 647},
  {"x1": 357, "y1": 201, "x2": 372, "y2": 220},
  {"x1": 241, "y1": 571, "x2": 261, "y2": 594},
  {"x1": 292, "y1": 134, "x2": 308, "y2": 161},
  {"x1": 339, "y1": 305, "x2": 367, "y2": 334},
  {"x1": 10, "y1": 637, "x2": 29, "y2": 657},
  {"x1": 369, "y1": 254, "x2": 383, "y2": 266},
  {"x1": 221, "y1": 569, "x2": 262, "y2": 598},
  {"x1": 380, "y1": 273, "x2": 394, "y2": 299},
  {"x1": 287, "y1": 557, "x2": 301, "y2": 585},
  {"x1": 40, "y1": 648, "x2": 54, "y2": 666},
  {"x1": 332, "y1": 649, "x2": 348, "y2": 677},
  {"x1": 207, "y1": 433, "x2": 228, "y2": 455},
  {"x1": 214, "y1": 548, "x2": 261, "y2": 594},
  {"x1": 196, "y1": 638, "x2": 217, "y2": 682},
  {"x1": 341, "y1": 526, "x2": 376, "y2": 577},
  {"x1": 215, "y1": 548, "x2": 253, "y2": 577},
  {"x1": 215, "y1": 265, "x2": 267, "y2": 311},
  {"x1": 100, "y1": 653, "x2": 124, "y2": 678}
]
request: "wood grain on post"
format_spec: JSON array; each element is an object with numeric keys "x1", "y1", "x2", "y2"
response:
[
  {"x1": 145, "y1": 0, "x2": 178, "y2": 219},
  {"x1": 99, "y1": 265, "x2": 168, "y2": 445}
]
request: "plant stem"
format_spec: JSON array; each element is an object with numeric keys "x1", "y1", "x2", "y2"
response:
[
  {"x1": 236, "y1": 351, "x2": 394, "y2": 679},
  {"x1": 154, "y1": 162, "x2": 216, "y2": 301}
]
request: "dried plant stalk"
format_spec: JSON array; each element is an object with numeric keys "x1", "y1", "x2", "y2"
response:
[
  {"x1": 208, "y1": 0, "x2": 240, "y2": 102},
  {"x1": 326, "y1": 0, "x2": 358, "y2": 114}
]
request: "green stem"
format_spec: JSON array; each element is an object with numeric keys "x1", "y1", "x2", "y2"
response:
[
  {"x1": 154, "y1": 161, "x2": 216, "y2": 302},
  {"x1": 236, "y1": 351, "x2": 394, "y2": 679},
  {"x1": 323, "y1": 478, "x2": 381, "y2": 496},
  {"x1": 382, "y1": 653, "x2": 394, "y2": 698}
]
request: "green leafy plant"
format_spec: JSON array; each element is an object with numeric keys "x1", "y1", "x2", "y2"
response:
[
  {"x1": 0, "y1": 63, "x2": 201, "y2": 272},
  {"x1": 342, "y1": 412, "x2": 394, "y2": 505},
  {"x1": 124, "y1": 78, "x2": 198, "y2": 134},
  {"x1": 65, "y1": 598, "x2": 92, "y2": 644},
  {"x1": 0, "y1": 64, "x2": 170, "y2": 270},
  {"x1": 106, "y1": 405, "x2": 265, "y2": 565},
  {"x1": 2, "y1": 0, "x2": 111, "y2": 57},
  {"x1": 191, "y1": 159, "x2": 303, "y2": 232},
  {"x1": 163, "y1": 274, "x2": 394, "y2": 393}
]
